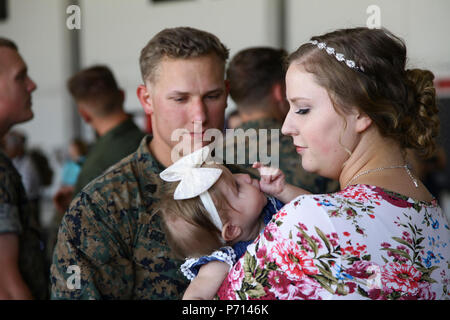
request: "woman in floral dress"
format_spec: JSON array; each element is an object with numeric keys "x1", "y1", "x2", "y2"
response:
[{"x1": 217, "y1": 27, "x2": 449, "y2": 300}]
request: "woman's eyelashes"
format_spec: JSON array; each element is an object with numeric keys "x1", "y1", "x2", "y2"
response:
[{"x1": 295, "y1": 107, "x2": 310, "y2": 115}]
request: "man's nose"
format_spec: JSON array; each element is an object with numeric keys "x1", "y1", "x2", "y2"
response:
[
  {"x1": 190, "y1": 98, "x2": 207, "y2": 123},
  {"x1": 27, "y1": 76, "x2": 37, "y2": 92}
]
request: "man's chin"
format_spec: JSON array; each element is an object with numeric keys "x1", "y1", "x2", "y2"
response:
[{"x1": 15, "y1": 112, "x2": 34, "y2": 126}]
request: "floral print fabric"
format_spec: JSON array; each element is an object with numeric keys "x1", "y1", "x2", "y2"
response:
[{"x1": 217, "y1": 184, "x2": 450, "y2": 300}]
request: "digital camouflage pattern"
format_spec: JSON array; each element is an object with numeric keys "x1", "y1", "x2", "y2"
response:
[
  {"x1": 50, "y1": 136, "x2": 256, "y2": 300},
  {"x1": 225, "y1": 118, "x2": 339, "y2": 194},
  {"x1": 0, "y1": 151, "x2": 48, "y2": 299}
]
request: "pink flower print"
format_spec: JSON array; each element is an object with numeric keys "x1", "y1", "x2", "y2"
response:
[
  {"x1": 268, "y1": 270, "x2": 291, "y2": 296},
  {"x1": 345, "y1": 282, "x2": 357, "y2": 294},
  {"x1": 346, "y1": 260, "x2": 376, "y2": 279},
  {"x1": 381, "y1": 263, "x2": 422, "y2": 295},
  {"x1": 340, "y1": 185, "x2": 383, "y2": 203},
  {"x1": 263, "y1": 222, "x2": 280, "y2": 242},
  {"x1": 346, "y1": 209, "x2": 356, "y2": 217},
  {"x1": 248, "y1": 286, "x2": 276, "y2": 300},
  {"x1": 217, "y1": 260, "x2": 244, "y2": 300},
  {"x1": 386, "y1": 245, "x2": 409, "y2": 263},
  {"x1": 373, "y1": 187, "x2": 413, "y2": 208},
  {"x1": 256, "y1": 245, "x2": 267, "y2": 260},
  {"x1": 298, "y1": 222, "x2": 308, "y2": 231},
  {"x1": 311, "y1": 235, "x2": 323, "y2": 250},
  {"x1": 228, "y1": 260, "x2": 244, "y2": 291},
  {"x1": 402, "y1": 231, "x2": 413, "y2": 244},
  {"x1": 268, "y1": 271, "x2": 323, "y2": 300},
  {"x1": 325, "y1": 234, "x2": 338, "y2": 247},
  {"x1": 341, "y1": 244, "x2": 366, "y2": 258},
  {"x1": 270, "y1": 240, "x2": 319, "y2": 281},
  {"x1": 368, "y1": 288, "x2": 383, "y2": 300},
  {"x1": 256, "y1": 245, "x2": 271, "y2": 269},
  {"x1": 274, "y1": 209, "x2": 287, "y2": 220},
  {"x1": 417, "y1": 281, "x2": 436, "y2": 300},
  {"x1": 380, "y1": 242, "x2": 391, "y2": 249}
]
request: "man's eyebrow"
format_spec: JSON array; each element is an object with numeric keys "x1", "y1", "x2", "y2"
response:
[
  {"x1": 166, "y1": 88, "x2": 224, "y2": 97},
  {"x1": 167, "y1": 90, "x2": 189, "y2": 96},
  {"x1": 16, "y1": 66, "x2": 28, "y2": 77},
  {"x1": 205, "y1": 88, "x2": 224, "y2": 95}
]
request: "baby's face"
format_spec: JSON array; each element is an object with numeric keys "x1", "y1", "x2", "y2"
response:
[{"x1": 215, "y1": 169, "x2": 268, "y2": 241}]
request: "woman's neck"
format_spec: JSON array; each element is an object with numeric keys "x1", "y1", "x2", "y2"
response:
[
  {"x1": 339, "y1": 130, "x2": 433, "y2": 202},
  {"x1": 339, "y1": 130, "x2": 407, "y2": 189}
]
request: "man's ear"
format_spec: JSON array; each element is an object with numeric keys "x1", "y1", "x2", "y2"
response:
[
  {"x1": 221, "y1": 222, "x2": 242, "y2": 242},
  {"x1": 136, "y1": 84, "x2": 153, "y2": 115},
  {"x1": 224, "y1": 80, "x2": 230, "y2": 110},
  {"x1": 224, "y1": 79, "x2": 230, "y2": 95},
  {"x1": 355, "y1": 111, "x2": 372, "y2": 133},
  {"x1": 272, "y1": 82, "x2": 289, "y2": 120},
  {"x1": 77, "y1": 106, "x2": 91, "y2": 124},
  {"x1": 118, "y1": 89, "x2": 125, "y2": 105},
  {"x1": 271, "y1": 82, "x2": 283, "y2": 103}
]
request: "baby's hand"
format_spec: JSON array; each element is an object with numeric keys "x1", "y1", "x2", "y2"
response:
[{"x1": 253, "y1": 162, "x2": 286, "y2": 197}]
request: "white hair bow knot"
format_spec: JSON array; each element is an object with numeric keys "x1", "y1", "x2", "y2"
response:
[{"x1": 159, "y1": 146, "x2": 224, "y2": 231}]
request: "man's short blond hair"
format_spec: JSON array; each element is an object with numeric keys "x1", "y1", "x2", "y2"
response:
[
  {"x1": 139, "y1": 27, "x2": 229, "y2": 84},
  {"x1": 0, "y1": 37, "x2": 18, "y2": 51}
]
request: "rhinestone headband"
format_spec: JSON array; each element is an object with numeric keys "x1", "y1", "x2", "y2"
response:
[{"x1": 308, "y1": 40, "x2": 364, "y2": 72}]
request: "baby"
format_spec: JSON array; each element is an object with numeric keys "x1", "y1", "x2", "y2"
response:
[{"x1": 158, "y1": 146, "x2": 309, "y2": 299}]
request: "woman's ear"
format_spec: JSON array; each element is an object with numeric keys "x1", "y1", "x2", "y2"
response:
[
  {"x1": 221, "y1": 222, "x2": 242, "y2": 242},
  {"x1": 354, "y1": 111, "x2": 372, "y2": 133}
]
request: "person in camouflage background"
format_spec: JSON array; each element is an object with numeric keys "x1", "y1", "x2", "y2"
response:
[
  {"x1": 0, "y1": 38, "x2": 48, "y2": 299},
  {"x1": 51, "y1": 27, "x2": 255, "y2": 299},
  {"x1": 225, "y1": 47, "x2": 339, "y2": 194}
]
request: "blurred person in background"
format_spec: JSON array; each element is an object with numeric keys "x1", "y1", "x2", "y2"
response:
[
  {"x1": 52, "y1": 66, "x2": 144, "y2": 214},
  {"x1": 0, "y1": 37, "x2": 48, "y2": 299}
]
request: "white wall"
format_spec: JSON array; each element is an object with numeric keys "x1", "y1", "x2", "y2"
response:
[
  {"x1": 80, "y1": 0, "x2": 283, "y2": 117},
  {"x1": 286, "y1": 0, "x2": 450, "y2": 77}
]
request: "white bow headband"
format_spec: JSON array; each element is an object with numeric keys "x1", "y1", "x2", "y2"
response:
[{"x1": 159, "y1": 146, "x2": 223, "y2": 231}]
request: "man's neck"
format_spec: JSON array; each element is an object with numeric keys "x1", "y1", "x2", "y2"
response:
[
  {"x1": 238, "y1": 107, "x2": 274, "y2": 124},
  {"x1": 93, "y1": 112, "x2": 129, "y2": 136},
  {"x1": 148, "y1": 136, "x2": 173, "y2": 168}
]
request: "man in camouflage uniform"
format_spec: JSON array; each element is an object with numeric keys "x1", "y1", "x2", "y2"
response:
[
  {"x1": 50, "y1": 27, "x2": 251, "y2": 299},
  {"x1": 225, "y1": 47, "x2": 339, "y2": 194},
  {"x1": 0, "y1": 38, "x2": 48, "y2": 299}
]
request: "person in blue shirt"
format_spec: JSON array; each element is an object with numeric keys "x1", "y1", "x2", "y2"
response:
[{"x1": 60, "y1": 138, "x2": 88, "y2": 187}]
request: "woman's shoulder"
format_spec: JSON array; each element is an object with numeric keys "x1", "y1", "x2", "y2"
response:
[
  {"x1": 285, "y1": 184, "x2": 441, "y2": 212},
  {"x1": 272, "y1": 184, "x2": 445, "y2": 239}
]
